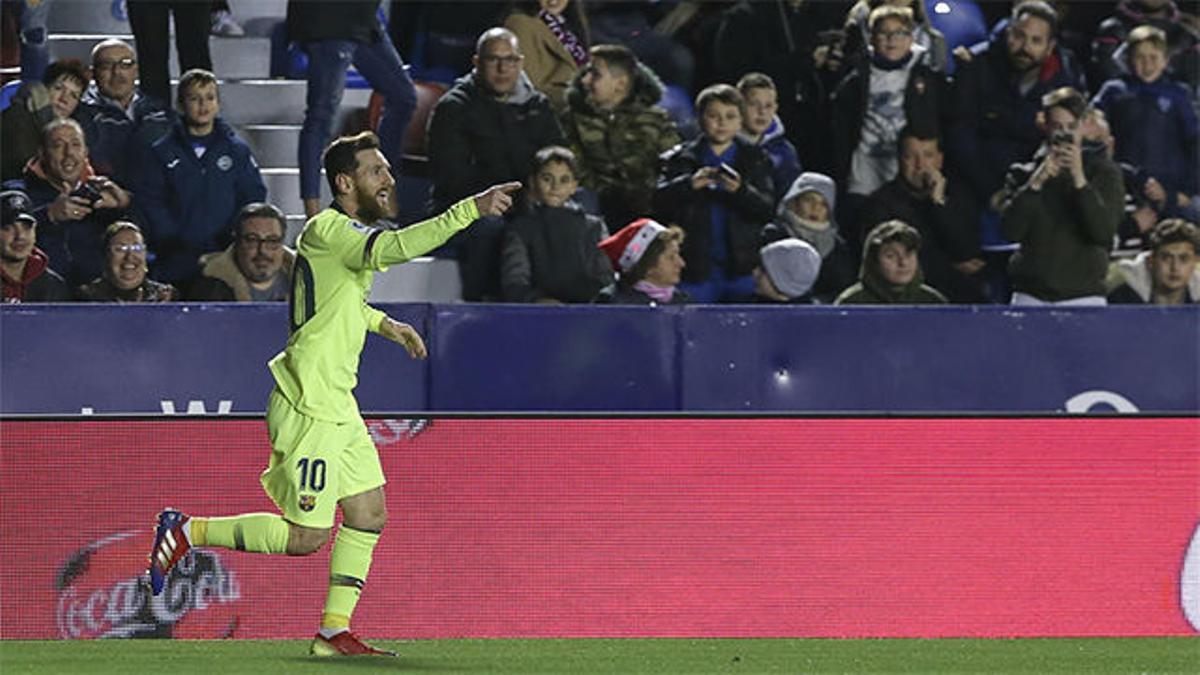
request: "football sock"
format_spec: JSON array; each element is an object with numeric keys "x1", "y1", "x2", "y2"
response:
[
  {"x1": 321, "y1": 524, "x2": 380, "y2": 630},
  {"x1": 191, "y1": 513, "x2": 290, "y2": 554}
]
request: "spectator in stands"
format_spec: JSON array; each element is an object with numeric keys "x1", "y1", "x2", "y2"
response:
[
  {"x1": 562, "y1": 43, "x2": 680, "y2": 231},
  {"x1": 753, "y1": 238, "x2": 821, "y2": 304},
  {"x1": 998, "y1": 87, "x2": 1124, "y2": 306},
  {"x1": 831, "y1": 4, "x2": 946, "y2": 242},
  {"x1": 77, "y1": 221, "x2": 178, "y2": 302},
  {"x1": 502, "y1": 0, "x2": 591, "y2": 113},
  {"x1": 1, "y1": 59, "x2": 89, "y2": 182},
  {"x1": 655, "y1": 84, "x2": 774, "y2": 303},
  {"x1": 834, "y1": 219, "x2": 947, "y2": 304},
  {"x1": 1091, "y1": 26, "x2": 1198, "y2": 217},
  {"x1": 77, "y1": 39, "x2": 172, "y2": 185},
  {"x1": 1, "y1": 189, "x2": 70, "y2": 302},
  {"x1": 1091, "y1": 0, "x2": 1198, "y2": 91},
  {"x1": 427, "y1": 27, "x2": 565, "y2": 300},
  {"x1": 133, "y1": 69, "x2": 267, "y2": 287},
  {"x1": 126, "y1": 0, "x2": 214, "y2": 106},
  {"x1": 736, "y1": 73, "x2": 802, "y2": 204},
  {"x1": 713, "y1": 0, "x2": 843, "y2": 172},
  {"x1": 597, "y1": 218, "x2": 688, "y2": 305},
  {"x1": 760, "y1": 171, "x2": 858, "y2": 303},
  {"x1": 1108, "y1": 218, "x2": 1200, "y2": 304},
  {"x1": 841, "y1": 0, "x2": 949, "y2": 73},
  {"x1": 189, "y1": 202, "x2": 294, "y2": 302},
  {"x1": 860, "y1": 126, "x2": 986, "y2": 303},
  {"x1": 10, "y1": 118, "x2": 132, "y2": 286},
  {"x1": 288, "y1": 0, "x2": 417, "y2": 219},
  {"x1": 500, "y1": 146, "x2": 612, "y2": 303}
]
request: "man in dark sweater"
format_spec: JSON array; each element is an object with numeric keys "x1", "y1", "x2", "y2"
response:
[{"x1": 998, "y1": 87, "x2": 1124, "y2": 305}]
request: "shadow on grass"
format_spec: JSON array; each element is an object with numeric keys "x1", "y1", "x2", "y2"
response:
[{"x1": 282, "y1": 656, "x2": 485, "y2": 671}]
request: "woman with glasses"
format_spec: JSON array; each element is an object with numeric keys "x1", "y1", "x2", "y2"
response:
[{"x1": 77, "y1": 222, "x2": 178, "y2": 302}]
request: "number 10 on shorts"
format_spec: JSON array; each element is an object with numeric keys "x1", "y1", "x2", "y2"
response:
[{"x1": 297, "y1": 458, "x2": 327, "y2": 492}]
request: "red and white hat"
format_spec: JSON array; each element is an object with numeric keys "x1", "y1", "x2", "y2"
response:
[{"x1": 598, "y1": 218, "x2": 667, "y2": 272}]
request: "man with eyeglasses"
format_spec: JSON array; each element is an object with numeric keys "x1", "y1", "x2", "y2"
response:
[
  {"x1": 189, "y1": 202, "x2": 294, "y2": 302},
  {"x1": 427, "y1": 27, "x2": 565, "y2": 300},
  {"x1": 77, "y1": 38, "x2": 171, "y2": 185},
  {"x1": 133, "y1": 68, "x2": 268, "y2": 286}
]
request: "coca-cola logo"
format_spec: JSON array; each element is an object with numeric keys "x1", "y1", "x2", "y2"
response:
[{"x1": 56, "y1": 531, "x2": 241, "y2": 639}]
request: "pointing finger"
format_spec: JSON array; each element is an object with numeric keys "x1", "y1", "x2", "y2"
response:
[{"x1": 496, "y1": 181, "x2": 523, "y2": 194}]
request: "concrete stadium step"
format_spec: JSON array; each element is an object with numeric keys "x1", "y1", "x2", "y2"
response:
[
  {"x1": 48, "y1": 35, "x2": 273, "y2": 81},
  {"x1": 262, "y1": 167, "x2": 331, "y2": 217},
  {"x1": 47, "y1": 0, "x2": 289, "y2": 34},
  {"x1": 369, "y1": 257, "x2": 463, "y2": 303},
  {"x1": 238, "y1": 124, "x2": 301, "y2": 168},
  {"x1": 218, "y1": 81, "x2": 372, "y2": 125}
]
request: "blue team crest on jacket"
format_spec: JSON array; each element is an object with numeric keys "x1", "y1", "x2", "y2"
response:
[{"x1": 1158, "y1": 96, "x2": 1173, "y2": 114}]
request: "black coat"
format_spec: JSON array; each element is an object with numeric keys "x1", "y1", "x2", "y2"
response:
[
  {"x1": 427, "y1": 74, "x2": 565, "y2": 212},
  {"x1": 830, "y1": 56, "x2": 946, "y2": 187},
  {"x1": 500, "y1": 203, "x2": 614, "y2": 303},
  {"x1": 287, "y1": 0, "x2": 384, "y2": 44},
  {"x1": 654, "y1": 137, "x2": 775, "y2": 282}
]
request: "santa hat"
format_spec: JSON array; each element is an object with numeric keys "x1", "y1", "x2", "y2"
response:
[{"x1": 598, "y1": 218, "x2": 666, "y2": 272}]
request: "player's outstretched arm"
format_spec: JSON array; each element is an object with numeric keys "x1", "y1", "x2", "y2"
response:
[
  {"x1": 473, "y1": 182, "x2": 523, "y2": 217},
  {"x1": 378, "y1": 317, "x2": 428, "y2": 359}
]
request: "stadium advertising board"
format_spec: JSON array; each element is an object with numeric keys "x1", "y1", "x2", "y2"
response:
[{"x1": 1, "y1": 417, "x2": 1197, "y2": 639}]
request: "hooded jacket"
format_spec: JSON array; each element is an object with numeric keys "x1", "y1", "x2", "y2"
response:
[
  {"x1": 760, "y1": 172, "x2": 859, "y2": 302},
  {"x1": 1091, "y1": 74, "x2": 1199, "y2": 196},
  {"x1": 834, "y1": 223, "x2": 948, "y2": 305},
  {"x1": 134, "y1": 117, "x2": 268, "y2": 284},
  {"x1": 189, "y1": 243, "x2": 296, "y2": 302},
  {"x1": 746, "y1": 116, "x2": 802, "y2": 203},
  {"x1": 427, "y1": 71, "x2": 565, "y2": 212},
  {"x1": 1107, "y1": 250, "x2": 1200, "y2": 304},
  {"x1": 563, "y1": 60, "x2": 681, "y2": 225},
  {"x1": 1, "y1": 248, "x2": 72, "y2": 302}
]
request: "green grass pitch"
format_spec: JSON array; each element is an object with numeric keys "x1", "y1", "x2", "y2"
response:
[{"x1": 1, "y1": 638, "x2": 1196, "y2": 674}]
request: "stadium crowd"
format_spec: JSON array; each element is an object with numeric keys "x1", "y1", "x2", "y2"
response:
[{"x1": 1, "y1": 0, "x2": 1197, "y2": 306}]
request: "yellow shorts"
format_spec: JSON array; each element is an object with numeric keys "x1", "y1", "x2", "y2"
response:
[{"x1": 260, "y1": 388, "x2": 386, "y2": 528}]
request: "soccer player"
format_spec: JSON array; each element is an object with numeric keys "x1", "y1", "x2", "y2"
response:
[{"x1": 145, "y1": 131, "x2": 520, "y2": 656}]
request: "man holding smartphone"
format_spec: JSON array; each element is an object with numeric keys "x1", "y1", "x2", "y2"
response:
[{"x1": 997, "y1": 87, "x2": 1123, "y2": 306}]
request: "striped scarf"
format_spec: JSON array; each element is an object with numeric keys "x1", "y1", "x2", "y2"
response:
[{"x1": 539, "y1": 9, "x2": 589, "y2": 66}]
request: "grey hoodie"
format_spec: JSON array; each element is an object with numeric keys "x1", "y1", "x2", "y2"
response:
[{"x1": 775, "y1": 172, "x2": 840, "y2": 258}]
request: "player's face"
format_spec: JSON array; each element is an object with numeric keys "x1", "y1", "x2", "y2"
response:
[
  {"x1": 1150, "y1": 241, "x2": 1197, "y2": 294},
  {"x1": 106, "y1": 228, "x2": 147, "y2": 290},
  {"x1": 235, "y1": 216, "x2": 285, "y2": 283},
  {"x1": 742, "y1": 87, "x2": 777, "y2": 137},
  {"x1": 351, "y1": 148, "x2": 397, "y2": 224},
  {"x1": 877, "y1": 241, "x2": 918, "y2": 287},
  {"x1": 476, "y1": 37, "x2": 523, "y2": 97},
  {"x1": 644, "y1": 240, "x2": 685, "y2": 287},
  {"x1": 181, "y1": 81, "x2": 220, "y2": 132},
  {"x1": 533, "y1": 160, "x2": 578, "y2": 208},
  {"x1": 42, "y1": 124, "x2": 88, "y2": 185},
  {"x1": 700, "y1": 100, "x2": 742, "y2": 149},
  {"x1": 1131, "y1": 42, "x2": 1167, "y2": 83},
  {"x1": 0, "y1": 219, "x2": 36, "y2": 263}
]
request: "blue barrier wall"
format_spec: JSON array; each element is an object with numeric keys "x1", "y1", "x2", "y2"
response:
[{"x1": 1, "y1": 304, "x2": 1196, "y2": 415}]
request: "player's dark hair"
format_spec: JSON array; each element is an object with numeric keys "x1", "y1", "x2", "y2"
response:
[{"x1": 322, "y1": 131, "x2": 382, "y2": 196}]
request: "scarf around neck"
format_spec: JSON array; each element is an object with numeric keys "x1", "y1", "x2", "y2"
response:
[
  {"x1": 633, "y1": 280, "x2": 675, "y2": 304},
  {"x1": 540, "y1": 9, "x2": 589, "y2": 66}
]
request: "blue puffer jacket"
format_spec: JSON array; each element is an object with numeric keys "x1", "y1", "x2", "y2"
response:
[
  {"x1": 1091, "y1": 74, "x2": 1199, "y2": 197},
  {"x1": 134, "y1": 117, "x2": 267, "y2": 283}
]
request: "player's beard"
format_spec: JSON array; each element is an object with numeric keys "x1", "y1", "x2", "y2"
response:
[{"x1": 354, "y1": 182, "x2": 397, "y2": 225}]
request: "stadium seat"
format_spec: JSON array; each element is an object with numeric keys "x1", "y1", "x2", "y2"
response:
[
  {"x1": 0, "y1": 79, "x2": 21, "y2": 112},
  {"x1": 367, "y1": 79, "x2": 448, "y2": 157},
  {"x1": 925, "y1": 0, "x2": 988, "y2": 72}
]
